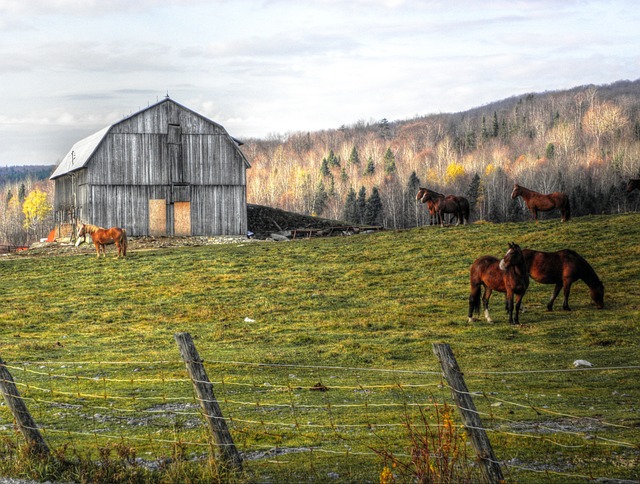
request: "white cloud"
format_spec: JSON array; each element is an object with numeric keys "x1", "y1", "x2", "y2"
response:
[{"x1": 1, "y1": 0, "x2": 640, "y2": 164}]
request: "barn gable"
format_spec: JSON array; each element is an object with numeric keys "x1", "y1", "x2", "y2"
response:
[{"x1": 51, "y1": 98, "x2": 250, "y2": 237}]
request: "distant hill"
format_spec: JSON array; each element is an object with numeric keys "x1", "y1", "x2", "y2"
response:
[{"x1": 0, "y1": 165, "x2": 56, "y2": 186}]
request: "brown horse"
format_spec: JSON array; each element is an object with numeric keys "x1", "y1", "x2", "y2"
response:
[
  {"x1": 416, "y1": 187, "x2": 444, "y2": 225},
  {"x1": 627, "y1": 178, "x2": 640, "y2": 193},
  {"x1": 468, "y1": 242, "x2": 529, "y2": 325},
  {"x1": 511, "y1": 183, "x2": 570, "y2": 222},
  {"x1": 416, "y1": 187, "x2": 469, "y2": 226},
  {"x1": 78, "y1": 223, "x2": 128, "y2": 258},
  {"x1": 523, "y1": 249, "x2": 604, "y2": 311}
]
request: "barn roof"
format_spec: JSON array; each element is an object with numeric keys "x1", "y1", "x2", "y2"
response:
[
  {"x1": 50, "y1": 125, "x2": 111, "y2": 179},
  {"x1": 50, "y1": 98, "x2": 249, "y2": 180}
]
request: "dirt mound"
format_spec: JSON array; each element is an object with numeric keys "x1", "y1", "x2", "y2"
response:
[{"x1": 247, "y1": 204, "x2": 350, "y2": 238}]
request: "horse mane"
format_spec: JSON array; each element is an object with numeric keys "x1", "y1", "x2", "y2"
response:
[
  {"x1": 83, "y1": 223, "x2": 105, "y2": 233},
  {"x1": 565, "y1": 249, "x2": 603, "y2": 288}
]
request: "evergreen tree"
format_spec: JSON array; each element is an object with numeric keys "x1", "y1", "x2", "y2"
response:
[
  {"x1": 357, "y1": 186, "x2": 367, "y2": 224},
  {"x1": 18, "y1": 183, "x2": 26, "y2": 202},
  {"x1": 379, "y1": 118, "x2": 391, "y2": 140},
  {"x1": 312, "y1": 180, "x2": 328, "y2": 216},
  {"x1": 466, "y1": 173, "x2": 481, "y2": 213},
  {"x1": 320, "y1": 158, "x2": 330, "y2": 177},
  {"x1": 364, "y1": 187, "x2": 383, "y2": 225},
  {"x1": 327, "y1": 149, "x2": 340, "y2": 167},
  {"x1": 481, "y1": 115, "x2": 489, "y2": 140},
  {"x1": 405, "y1": 171, "x2": 422, "y2": 227},
  {"x1": 343, "y1": 187, "x2": 358, "y2": 223},
  {"x1": 546, "y1": 143, "x2": 555, "y2": 160},
  {"x1": 364, "y1": 156, "x2": 375, "y2": 176},
  {"x1": 383, "y1": 147, "x2": 396, "y2": 175},
  {"x1": 340, "y1": 167, "x2": 348, "y2": 183},
  {"x1": 348, "y1": 146, "x2": 361, "y2": 166},
  {"x1": 492, "y1": 111, "x2": 499, "y2": 138}
]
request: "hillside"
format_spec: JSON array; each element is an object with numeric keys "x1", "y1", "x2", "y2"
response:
[
  {"x1": 0, "y1": 164, "x2": 55, "y2": 185},
  {"x1": 241, "y1": 78, "x2": 640, "y2": 227}
]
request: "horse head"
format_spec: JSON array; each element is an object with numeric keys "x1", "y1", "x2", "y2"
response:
[
  {"x1": 499, "y1": 242, "x2": 524, "y2": 271},
  {"x1": 77, "y1": 223, "x2": 86, "y2": 237},
  {"x1": 590, "y1": 281, "x2": 605, "y2": 309},
  {"x1": 511, "y1": 184, "x2": 521, "y2": 199}
]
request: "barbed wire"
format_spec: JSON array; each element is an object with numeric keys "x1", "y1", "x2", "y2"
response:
[{"x1": 2, "y1": 357, "x2": 638, "y2": 483}]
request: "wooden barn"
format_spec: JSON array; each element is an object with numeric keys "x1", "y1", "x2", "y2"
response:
[{"x1": 50, "y1": 98, "x2": 250, "y2": 237}]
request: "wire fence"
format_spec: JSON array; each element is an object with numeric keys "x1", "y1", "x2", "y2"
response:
[{"x1": 1, "y1": 347, "x2": 639, "y2": 483}]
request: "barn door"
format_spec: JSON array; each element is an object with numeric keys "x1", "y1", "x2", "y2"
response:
[
  {"x1": 174, "y1": 202, "x2": 191, "y2": 236},
  {"x1": 149, "y1": 199, "x2": 167, "y2": 236}
]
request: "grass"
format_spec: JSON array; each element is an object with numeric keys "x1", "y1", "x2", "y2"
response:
[{"x1": 1, "y1": 213, "x2": 639, "y2": 482}]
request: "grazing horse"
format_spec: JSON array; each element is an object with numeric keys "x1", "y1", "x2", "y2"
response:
[
  {"x1": 416, "y1": 187, "x2": 469, "y2": 226},
  {"x1": 523, "y1": 249, "x2": 604, "y2": 311},
  {"x1": 468, "y1": 242, "x2": 529, "y2": 325},
  {"x1": 627, "y1": 178, "x2": 640, "y2": 193},
  {"x1": 511, "y1": 183, "x2": 570, "y2": 222},
  {"x1": 78, "y1": 223, "x2": 128, "y2": 258}
]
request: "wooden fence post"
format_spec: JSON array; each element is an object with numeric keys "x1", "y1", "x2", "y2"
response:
[
  {"x1": 0, "y1": 357, "x2": 49, "y2": 455},
  {"x1": 432, "y1": 343, "x2": 503, "y2": 484},
  {"x1": 174, "y1": 332, "x2": 242, "y2": 472}
]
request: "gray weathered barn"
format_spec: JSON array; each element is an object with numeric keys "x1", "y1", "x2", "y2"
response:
[{"x1": 50, "y1": 98, "x2": 250, "y2": 237}]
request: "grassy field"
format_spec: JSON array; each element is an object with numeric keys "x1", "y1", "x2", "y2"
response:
[{"x1": 1, "y1": 213, "x2": 639, "y2": 483}]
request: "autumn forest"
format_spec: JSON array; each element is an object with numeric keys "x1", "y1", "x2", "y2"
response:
[{"x1": 243, "y1": 79, "x2": 640, "y2": 227}]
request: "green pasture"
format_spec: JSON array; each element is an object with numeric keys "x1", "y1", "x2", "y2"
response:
[{"x1": 1, "y1": 213, "x2": 639, "y2": 483}]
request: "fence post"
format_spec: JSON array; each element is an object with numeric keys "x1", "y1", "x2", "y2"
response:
[
  {"x1": 174, "y1": 332, "x2": 242, "y2": 472},
  {"x1": 0, "y1": 357, "x2": 49, "y2": 455},
  {"x1": 432, "y1": 343, "x2": 503, "y2": 484}
]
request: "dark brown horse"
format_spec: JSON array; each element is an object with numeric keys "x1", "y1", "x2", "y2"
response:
[
  {"x1": 416, "y1": 187, "x2": 469, "y2": 226},
  {"x1": 78, "y1": 223, "x2": 128, "y2": 258},
  {"x1": 416, "y1": 187, "x2": 444, "y2": 225},
  {"x1": 627, "y1": 178, "x2": 640, "y2": 193},
  {"x1": 523, "y1": 249, "x2": 604, "y2": 311},
  {"x1": 511, "y1": 183, "x2": 570, "y2": 222},
  {"x1": 468, "y1": 242, "x2": 529, "y2": 325}
]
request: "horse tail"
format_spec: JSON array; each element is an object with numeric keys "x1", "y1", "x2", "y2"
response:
[
  {"x1": 468, "y1": 264, "x2": 482, "y2": 320},
  {"x1": 122, "y1": 229, "x2": 128, "y2": 256},
  {"x1": 468, "y1": 282, "x2": 482, "y2": 321}
]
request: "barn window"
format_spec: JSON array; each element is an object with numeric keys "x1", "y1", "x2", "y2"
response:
[{"x1": 168, "y1": 123, "x2": 181, "y2": 144}]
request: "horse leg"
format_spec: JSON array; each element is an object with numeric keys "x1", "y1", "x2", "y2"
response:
[
  {"x1": 482, "y1": 288, "x2": 493, "y2": 322},
  {"x1": 562, "y1": 280, "x2": 572, "y2": 311},
  {"x1": 93, "y1": 242, "x2": 100, "y2": 258},
  {"x1": 547, "y1": 283, "x2": 562, "y2": 311},
  {"x1": 506, "y1": 292, "x2": 515, "y2": 325},
  {"x1": 468, "y1": 284, "x2": 481, "y2": 323},
  {"x1": 514, "y1": 293, "x2": 524, "y2": 325}
]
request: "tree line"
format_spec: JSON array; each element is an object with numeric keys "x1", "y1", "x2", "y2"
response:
[
  {"x1": 0, "y1": 178, "x2": 53, "y2": 246},
  {"x1": 241, "y1": 80, "x2": 640, "y2": 227}
]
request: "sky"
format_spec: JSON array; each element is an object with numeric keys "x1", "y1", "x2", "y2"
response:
[{"x1": 1, "y1": 0, "x2": 639, "y2": 167}]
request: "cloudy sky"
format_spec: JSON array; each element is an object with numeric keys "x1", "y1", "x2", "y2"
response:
[{"x1": 1, "y1": 0, "x2": 638, "y2": 166}]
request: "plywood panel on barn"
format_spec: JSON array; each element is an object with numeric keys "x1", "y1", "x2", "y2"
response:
[
  {"x1": 174, "y1": 202, "x2": 191, "y2": 236},
  {"x1": 149, "y1": 199, "x2": 167, "y2": 236}
]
